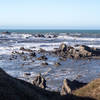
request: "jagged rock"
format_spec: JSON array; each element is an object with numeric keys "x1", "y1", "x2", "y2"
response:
[
  {"x1": 60, "y1": 79, "x2": 86, "y2": 95},
  {"x1": 0, "y1": 68, "x2": 94, "y2": 100},
  {"x1": 61, "y1": 79, "x2": 71, "y2": 95},
  {"x1": 33, "y1": 74, "x2": 46, "y2": 89},
  {"x1": 54, "y1": 44, "x2": 97, "y2": 59}
]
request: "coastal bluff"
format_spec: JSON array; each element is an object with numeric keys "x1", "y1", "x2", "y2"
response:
[{"x1": 0, "y1": 68, "x2": 95, "y2": 100}]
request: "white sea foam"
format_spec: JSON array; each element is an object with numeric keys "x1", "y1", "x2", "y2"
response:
[
  {"x1": 0, "y1": 33, "x2": 100, "y2": 56},
  {"x1": 57, "y1": 34, "x2": 100, "y2": 41}
]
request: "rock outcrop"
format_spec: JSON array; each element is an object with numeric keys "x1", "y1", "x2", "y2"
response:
[
  {"x1": 32, "y1": 74, "x2": 46, "y2": 89},
  {"x1": 61, "y1": 79, "x2": 87, "y2": 95},
  {"x1": 0, "y1": 68, "x2": 95, "y2": 100},
  {"x1": 54, "y1": 43, "x2": 100, "y2": 59}
]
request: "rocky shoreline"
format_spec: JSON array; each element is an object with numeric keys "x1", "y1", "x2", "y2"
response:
[
  {"x1": 0, "y1": 68, "x2": 95, "y2": 100},
  {"x1": 9, "y1": 43, "x2": 100, "y2": 90},
  {"x1": 0, "y1": 33, "x2": 100, "y2": 99}
]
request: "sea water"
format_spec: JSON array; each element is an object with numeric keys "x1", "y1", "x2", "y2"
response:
[{"x1": 0, "y1": 29, "x2": 100, "y2": 91}]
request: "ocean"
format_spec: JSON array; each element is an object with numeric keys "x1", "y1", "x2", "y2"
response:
[{"x1": 0, "y1": 29, "x2": 100, "y2": 91}]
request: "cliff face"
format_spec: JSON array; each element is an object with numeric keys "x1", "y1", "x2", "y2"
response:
[{"x1": 0, "y1": 68, "x2": 94, "y2": 100}]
